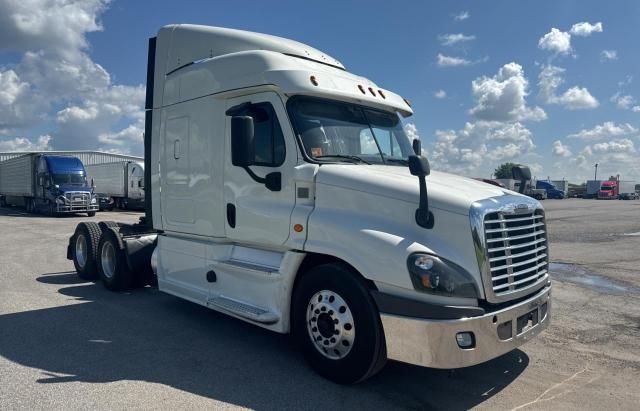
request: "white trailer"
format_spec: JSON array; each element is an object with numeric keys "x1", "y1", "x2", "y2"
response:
[
  {"x1": 67, "y1": 25, "x2": 551, "y2": 384},
  {"x1": 618, "y1": 181, "x2": 636, "y2": 195},
  {"x1": 85, "y1": 161, "x2": 145, "y2": 210},
  {"x1": 0, "y1": 154, "x2": 34, "y2": 197}
]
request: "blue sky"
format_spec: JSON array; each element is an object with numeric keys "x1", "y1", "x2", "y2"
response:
[{"x1": 1, "y1": 0, "x2": 638, "y2": 181}]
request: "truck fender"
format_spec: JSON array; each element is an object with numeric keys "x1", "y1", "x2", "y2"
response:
[{"x1": 122, "y1": 234, "x2": 158, "y2": 274}]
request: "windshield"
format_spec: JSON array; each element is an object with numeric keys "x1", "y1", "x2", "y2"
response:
[
  {"x1": 52, "y1": 173, "x2": 87, "y2": 185},
  {"x1": 288, "y1": 96, "x2": 413, "y2": 164}
]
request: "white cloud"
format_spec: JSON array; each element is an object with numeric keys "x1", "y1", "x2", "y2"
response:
[
  {"x1": 404, "y1": 123, "x2": 419, "y2": 141},
  {"x1": 469, "y1": 62, "x2": 546, "y2": 122},
  {"x1": 538, "y1": 65, "x2": 599, "y2": 109},
  {"x1": 0, "y1": 0, "x2": 145, "y2": 155},
  {"x1": 552, "y1": 140, "x2": 572, "y2": 157},
  {"x1": 436, "y1": 53, "x2": 471, "y2": 67},
  {"x1": 538, "y1": 28, "x2": 572, "y2": 55},
  {"x1": 567, "y1": 122, "x2": 638, "y2": 140},
  {"x1": 434, "y1": 90, "x2": 447, "y2": 99},
  {"x1": 600, "y1": 50, "x2": 618, "y2": 61},
  {"x1": 610, "y1": 93, "x2": 635, "y2": 110},
  {"x1": 0, "y1": 0, "x2": 109, "y2": 60},
  {"x1": 589, "y1": 139, "x2": 635, "y2": 154},
  {"x1": 570, "y1": 22, "x2": 603, "y2": 37},
  {"x1": 438, "y1": 33, "x2": 475, "y2": 46},
  {"x1": 430, "y1": 121, "x2": 535, "y2": 173},
  {"x1": 454, "y1": 11, "x2": 469, "y2": 21},
  {"x1": 632, "y1": 106, "x2": 640, "y2": 112},
  {"x1": 0, "y1": 135, "x2": 51, "y2": 151}
]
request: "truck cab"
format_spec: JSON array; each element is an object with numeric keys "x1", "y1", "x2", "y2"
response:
[
  {"x1": 536, "y1": 180, "x2": 565, "y2": 199},
  {"x1": 598, "y1": 180, "x2": 618, "y2": 199},
  {"x1": 68, "y1": 25, "x2": 551, "y2": 384},
  {"x1": 37, "y1": 156, "x2": 98, "y2": 215}
]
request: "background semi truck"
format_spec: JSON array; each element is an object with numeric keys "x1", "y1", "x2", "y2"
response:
[
  {"x1": 495, "y1": 178, "x2": 547, "y2": 200},
  {"x1": 0, "y1": 153, "x2": 97, "y2": 216},
  {"x1": 67, "y1": 24, "x2": 551, "y2": 384},
  {"x1": 86, "y1": 161, "x2": 145, "y2": 210},
  {"x1": 597, "y1": 177, "x2": 636, "y2": 199},
  {"x1": 535, "y1": 180, "x2": 565, "y2": 199}
]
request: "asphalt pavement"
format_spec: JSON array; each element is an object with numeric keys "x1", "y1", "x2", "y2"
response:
[{"x1": 1, "y1": 199, "x2": 639, "y2": 410}]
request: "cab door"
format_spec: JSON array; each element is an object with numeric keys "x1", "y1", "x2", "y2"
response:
[{"x1": 223, "y1": 92, "x2": 297, "y2": 247}]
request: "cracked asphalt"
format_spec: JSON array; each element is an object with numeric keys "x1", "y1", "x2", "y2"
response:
[{"x1": 1, "y1": 199, "x2": 639, "y2": 410}]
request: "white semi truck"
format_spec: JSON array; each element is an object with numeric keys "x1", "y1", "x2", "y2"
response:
[
  {"x1": 67, "y1": 25, "x2": 551, "y2": 384},
  {"x1": 85, "y1": 161, "x2": 145, "y2": 210}
]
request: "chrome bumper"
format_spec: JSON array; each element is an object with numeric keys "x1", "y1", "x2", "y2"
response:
[{"x1": 380, "y1": 284, "x2": 551, "y2": 369}]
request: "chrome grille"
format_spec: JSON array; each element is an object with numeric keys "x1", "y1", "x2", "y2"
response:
[{"x1": 483, "y1": 210, "x2": 548, "y2": 297}]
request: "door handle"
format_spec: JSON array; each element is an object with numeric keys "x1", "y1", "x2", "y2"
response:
[{"x1": 226, "y1": 203, "x2": 236, "y2": 228}]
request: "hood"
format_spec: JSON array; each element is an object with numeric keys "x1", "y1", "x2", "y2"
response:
[
  {"x1": 56, "y1": 184, "x2": 92, "y2": 194},
  {"x1": 316, "y1": 164, "x2": 515, "y2": 215}
]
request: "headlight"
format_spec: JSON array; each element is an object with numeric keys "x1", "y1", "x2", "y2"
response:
[
  {"x1": 55, "y1": 197, "x2": 65, "y2": 205},
  {"x1": 407, "y1": 253, "x2": 479, "y2": 298},
  {"x1": 91, "y1": 197, "x2": 97, "y2": 204}
]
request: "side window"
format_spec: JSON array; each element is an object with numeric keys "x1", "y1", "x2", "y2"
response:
[{"x1": 240, "y1": 103, "x2": 285, "y2": 167}]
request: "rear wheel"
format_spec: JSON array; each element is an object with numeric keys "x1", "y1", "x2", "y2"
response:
[
  {"x1": 0, "y1": 196, "x2": 6, "y2": 208},
  {"x1": 72, "y1": 222, "x2": 102, "y2": 280},
  {"x1": 293, "y1": 263, "x2": 387, "y2": 384},
  {"x1": 97, "y1": 228, "x2": 136, "y2": 291}
]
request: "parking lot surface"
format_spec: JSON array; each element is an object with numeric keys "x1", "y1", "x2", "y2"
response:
[{"x1": 1, "y1": 199, "x2": 639, "y2": 410}]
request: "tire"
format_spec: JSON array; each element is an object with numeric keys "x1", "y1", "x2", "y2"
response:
[
  {"x1": 97, "y1": 228, "x2": 136, "y2": 291},
  {"x1": 0, "y1": 196, "x2": 6, "y2": 208},
  {"x1": 72, "y1": 222, "x2": 103, "y2": 280},
  {"x1": 292, "y1": 263, "x2": 387, "y2": 384},
  {"x1": 87, "y1": 211, "x2": 96, "y2": 217}
]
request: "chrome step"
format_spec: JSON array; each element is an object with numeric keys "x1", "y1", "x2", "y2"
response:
[{"x1": 207, "y1": 296, "x2": 279, "y2": 324}]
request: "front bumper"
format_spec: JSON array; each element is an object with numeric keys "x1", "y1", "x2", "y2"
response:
[
  {"x1": 380, "y1": 284, "x2": 551, "y2": 369},
  {"x1": 56, "y1": 203, "x2": 99, "y2": 213}
]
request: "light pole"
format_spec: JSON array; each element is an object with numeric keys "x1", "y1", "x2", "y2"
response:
[{"x1": 594, "y1": 163, "x2": 598, "y2": 180}]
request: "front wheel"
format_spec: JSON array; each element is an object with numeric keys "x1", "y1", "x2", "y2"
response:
[{"x1": 292, "y1": 263, "x2": 387, "y2": 384}]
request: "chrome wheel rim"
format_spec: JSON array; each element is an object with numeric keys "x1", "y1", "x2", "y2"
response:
[
  {"x1": 306, "y1": 290, "x2": 355, "y2": 360},
  {"x1": 101, "y1": 241, "x2": 116, "y2": 279},
  {"x1": 75, "y1": 234, "x2": 87, "y2": 269}
]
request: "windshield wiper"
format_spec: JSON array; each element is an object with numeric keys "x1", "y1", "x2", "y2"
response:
[
  {"x1": 315, "y1": 155, "x2": 372, "y2": 165},
  {"x1": 384, "y1": 158, "x2": 409, "y2": 166}
]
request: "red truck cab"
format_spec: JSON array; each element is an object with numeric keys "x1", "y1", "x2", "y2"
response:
[{"x1": 598, "y1": 180, "x2": 618, "y2": 199}]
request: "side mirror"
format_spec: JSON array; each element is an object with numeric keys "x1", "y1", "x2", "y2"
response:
[
  {"x1": 408, "y1": 154, "x2": 433, "y2": 229},
  {"x1": 408, "y1": 155, "x2": 430, "y2": 177},
  {"x1": 412, "y1": 139, "x2": 422, "y2": 156},
  {"x1": 231, "y1": 116, "x2": 255, "y2": 167}
]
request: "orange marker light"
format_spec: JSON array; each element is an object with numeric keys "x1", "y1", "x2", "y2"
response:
[
  {"x1": 294, "y1": 224, "x2": 304, "y2": 233},
  {"x1": 358, "y1": 85, "x2": 366, "y2": 94},
  {"x1": 368, "y1": 87, "x2": 376, "y2": 96}
]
